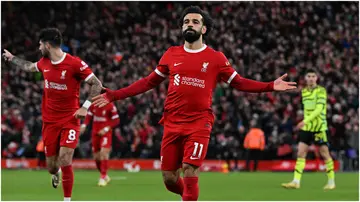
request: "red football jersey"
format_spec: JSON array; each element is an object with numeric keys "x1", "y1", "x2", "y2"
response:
[
  {"x1": 35, "y1": 53, "x2": 94, "y2": 123},
  {"x1": 155, "y1": 45, "x2": 236, "y2": 123},
  {"x1": 84, "y1": 103, "x2": 119, "y2": 135}
]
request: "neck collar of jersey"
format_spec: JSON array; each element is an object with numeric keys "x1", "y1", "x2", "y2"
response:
[
  {"x1": 183, "y1": 44, "x2": 207, "y2": 53},
  {"x1": 51, "y1": 53, "x2": 67, "y2": 65}
]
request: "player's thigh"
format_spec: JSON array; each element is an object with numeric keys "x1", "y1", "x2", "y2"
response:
[
  {"x1": 92, "y1": 135, "x2": 101, "y2": 154},
  {"x1": 100, "y1": 132, "x2": 112, "y2": 150},
  {"x1": 59, "y1": 122, "x2": 80, "y2": 150},
  {"x1": 100, "y1": 147, "x2": 111, "y2": 160},
  {"x1": 182, "y1": 131, "x2": 210, "y2": 168},
  {"x1": 93, "y1": 151, "x2": 100, "y2": 160},
  {"x1": 42, "y1": 123, "x2": 61, "y2": 157},
  {"x1": 314, "y1": 130, "x2": 330, "y2": 146},
  {"x1": 160, "y1": 129, "x2": 183, "y2": 171},
  {"x1": 58, "y1": 146, "x2": 75, "y2": 166},
  {"x1": 297, "y1": 130, "x2": 313, "y2": 146}
]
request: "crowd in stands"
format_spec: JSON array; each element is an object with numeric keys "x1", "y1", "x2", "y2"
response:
[{"x1": 1, "y1": 2, "x2": 358, "y2": 170}]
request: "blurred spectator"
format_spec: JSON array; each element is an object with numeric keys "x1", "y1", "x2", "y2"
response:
[
  {"x1": 244, "y1": 119, "x2": 265, "y2": 171},
  {"x1": 36, "y1": 138, "x2": 46, "y2": 169},
  {"x1": 1, "y1": 2, "x2": 358, "y2": 169}
]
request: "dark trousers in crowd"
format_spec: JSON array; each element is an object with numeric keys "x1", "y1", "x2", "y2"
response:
[{"x1": 245, "y1": 149, "x2": 262, "y2": 171}]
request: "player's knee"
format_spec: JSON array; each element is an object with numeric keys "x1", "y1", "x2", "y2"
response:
[
  {"x1": 297, "y1": 143, "x2": 308, "y2": 158},
  {"x1": 100, "y1": 149, "x2": 110, "y2": 160},
  {"x1": 48, "y1": 166, "x2": 58, "y2": 174},
  {"x1": 297, "y1": 150, "x2": 307, "y2": 158},
  {"x1": 182, "y1": 163, "x2": 199, "y2": 177},
  {"x1": 319, "y1": 146, "x2": 331, "y2": 160},
  {"x1": 162, "y1": 171, "x2": 178, "y2": 185},
  {"x1": 58, "y1": 149, "x2": 74, "y2": 166}
]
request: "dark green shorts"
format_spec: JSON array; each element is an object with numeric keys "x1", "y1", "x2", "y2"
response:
[{"x1": 298, "y1": 130, "x2": 330, "y2": 146}]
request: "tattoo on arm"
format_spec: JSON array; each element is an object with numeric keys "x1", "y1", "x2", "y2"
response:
[
  {"x1": 86, "y1": 75, "x2": 103, "y2": 101},
  {"x1": 10, "y1": 56, "x2": 37, "y2": 72}
]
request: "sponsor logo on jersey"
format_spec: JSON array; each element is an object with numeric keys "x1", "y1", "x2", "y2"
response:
[
  {"x1": 94, "y1": 116, "x2": 107, "y2": 122},
  {"x1": 174, "y1": 74, "x2": 180, "y2": 86},
  {"x1": 174, "y1": 74, "x2": 205, "y2": 88},
  {"x1": 44, "y1": 79, "x2": 68, "y2": 90}
]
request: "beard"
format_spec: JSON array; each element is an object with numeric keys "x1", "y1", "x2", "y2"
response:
[
  {"x1": 41, "y1": 49, "x2": 50, "y2": 58},
  {"x1": 182, "y1": 28, "x2": 201, "y2": 43}
]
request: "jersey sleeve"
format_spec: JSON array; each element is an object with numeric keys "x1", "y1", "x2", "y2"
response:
[
  {"x1": 110, "y1": 104, "x2": 119, "y2": 120},
  {"x1": 109, "y1": 103, "x2": 120, "y2": 128},
  {"x1": 35, "y1": 57, "x2": 46, "y2": 72},
  {"x1": 316, "y1": 87, "x2": 327, "y2": 105},
  {"x1": 73, "y1": 57, "x2": 94, "y2": 81},
  {"x1": 154, "y1": 48, "x2": 172, "y2": 78},
  {"x1": 216, "y1": 52, "x2": 237, "y2": 84}
]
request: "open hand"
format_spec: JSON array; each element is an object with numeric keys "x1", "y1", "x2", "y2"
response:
[{"x1": 273, "y1": 74, "x2": 297, "y2": 91}]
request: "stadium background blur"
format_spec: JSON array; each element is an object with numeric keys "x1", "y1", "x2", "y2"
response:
[{"x1": 1, "y1": 1, "x2": 359, "y2": 172}]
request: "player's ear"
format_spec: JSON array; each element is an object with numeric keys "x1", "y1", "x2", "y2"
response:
[
  {"x1": 201, "y1": 25, "x2": 207, "y2": 35},
  {"x1": 45, "y1": 42, "x2": 51, "y2": 50}
]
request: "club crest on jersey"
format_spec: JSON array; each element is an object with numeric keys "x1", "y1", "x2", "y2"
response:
[
  {"x1": 201, "y1": 62, "x2": 209, "y2": 72},
  {"x1": 61, "y1": 70, "x2": 67, "y2": 79}
]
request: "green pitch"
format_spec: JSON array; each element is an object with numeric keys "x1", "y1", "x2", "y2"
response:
[{"x1": 1, "y1": 169, "x2": 358, "y2": 201}]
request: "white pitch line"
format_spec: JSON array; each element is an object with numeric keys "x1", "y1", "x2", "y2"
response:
[{"x1": 111, "y1": 176, "x2": 127, "y2": 180}]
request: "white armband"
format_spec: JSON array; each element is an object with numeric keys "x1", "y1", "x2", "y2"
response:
[
  {"x1": 82, "y1": 100, "x2": 92, "y2": 109},
  {"x1": 104, "y1": 127, "x2": 110, "y2": 132}
]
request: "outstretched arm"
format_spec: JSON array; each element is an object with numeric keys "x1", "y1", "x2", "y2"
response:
[
  {"x1": 230, "y1": 73, "x2": 296, "y2": 92},
  {"x1": 217, "y1": 52, "x2": 296, "y2": 92},
  {"x1": 230, "y1": 73, "x2": 274, "y2": 92},
  {"x1": 3, "y1": 49, "x2": 37, "y2": 72},
  {"x1": 92, "y1": 71, "x2": 165, "y2": 107}
]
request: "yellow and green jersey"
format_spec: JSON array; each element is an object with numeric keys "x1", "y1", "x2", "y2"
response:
[{"x1": 301, "y1": 85, "x2": 328, "y2": 132}]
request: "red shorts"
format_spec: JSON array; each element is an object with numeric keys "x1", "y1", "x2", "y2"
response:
[
  {"x1": 92, "y1": 131, "x2": 112, "y2": 153},
  {"x1": 160, "y1": 118, "x2": 212, "y2": 171},
  {"x1": 42, "y1": 118, "x2": 80, "y2": 157}
]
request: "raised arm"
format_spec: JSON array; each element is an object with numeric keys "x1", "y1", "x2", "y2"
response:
[{"x1": 3, "y1": 49, "x2": 37, "y2": 72}]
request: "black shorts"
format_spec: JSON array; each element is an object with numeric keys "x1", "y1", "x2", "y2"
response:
[{"x1": 298, "y1": 130, "x2": 330, "y2": 146}]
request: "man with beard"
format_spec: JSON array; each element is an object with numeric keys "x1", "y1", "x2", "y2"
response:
[
  {"x1": 92, "y1": 6, "x2": 296, "y2": 201},
  {"x1": 3, "y1": 28, "x2": 103, "y2": 201}
]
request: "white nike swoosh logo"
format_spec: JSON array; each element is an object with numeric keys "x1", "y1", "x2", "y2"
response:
[
  {"x1": 174, "y1": 63, "x2": 183, "y2": 66},
  {"x1": 66, "y1": 140, "x2": 74, "y2": 143},
  {"x1": 190, "y1": 156, "x2": 199, "y2": 160},
  {"x1": 44, "y1": 69, "x2": 50, "y2": 72}
]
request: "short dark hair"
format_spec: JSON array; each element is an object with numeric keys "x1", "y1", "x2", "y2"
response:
[
  {"x1": 305, "y1": 68, "x2": 318, "y2": 75},
  {"x1": 178, "y1": 6, "x2": 213, "y2": 36},
  {"x1": 39, "y1": 28, "x2": 62, "y2": 47}
]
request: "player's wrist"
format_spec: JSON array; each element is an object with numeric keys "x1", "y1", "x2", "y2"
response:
[
  {"x1": 104, "y1": 89, "x2": 116, "y2": 102},
  {"x1": 82, "y1": 100, "x2": 92, "y2": 109}
]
